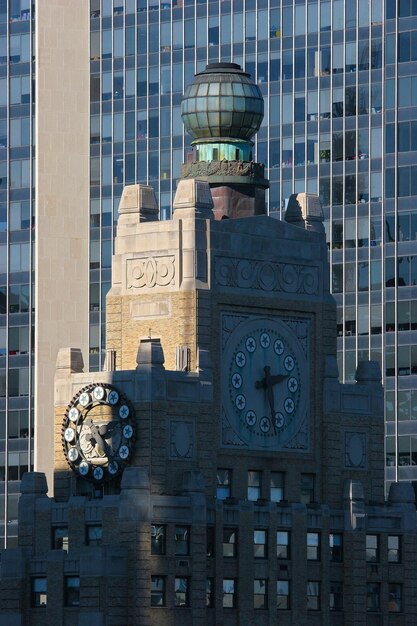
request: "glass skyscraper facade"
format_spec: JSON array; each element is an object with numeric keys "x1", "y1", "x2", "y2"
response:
[{"x1": 0, "y1": 0, "x2": 34, "y2": 546}]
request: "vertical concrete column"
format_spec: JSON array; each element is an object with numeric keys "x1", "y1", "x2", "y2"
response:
[{"x1": 35, "y1": 0, "x2": 90, "y2": 489}]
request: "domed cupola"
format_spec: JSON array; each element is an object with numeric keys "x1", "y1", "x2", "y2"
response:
[{"x1": 180, "y1": 63, "x2": 269, "y2": 220}]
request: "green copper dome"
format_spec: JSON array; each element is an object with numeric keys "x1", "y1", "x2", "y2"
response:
[{"x1": 181, "y1": 63, "x2": 264, "y2": 143}]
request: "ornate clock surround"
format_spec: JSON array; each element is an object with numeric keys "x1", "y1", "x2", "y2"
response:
[
  {"x1": 62, "y1": 383, "x2": 136, "y2": 483},
  {"x1": 221, "y1": 313, "x2": 310, "y2": 452}
]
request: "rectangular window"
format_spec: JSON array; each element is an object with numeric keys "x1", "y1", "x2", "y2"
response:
[
  {"x1": 223, "y1": 579, "x2": 236, "y2": 608},
  {"x1": 270, "y1": 472, "x2": 284, "y2": 502},
  {"x1": 254, "y1": 579, "x2": 268, "y2": 609},
  {"x1": 277, "y1": 531, "x2": 290, "y2": 559},
  {"x1": 248, "y1": 470, "x2": 261, "y2": 501},
  {"x1": 329, "y1": 533, "x2": 343, "y2": 562},
  {"x1": 151, "y1": 525, "x2": 166, "y2": 555},
  {"x1": 366, "y1": 534, "x2": 379, "y2": 562},
  {"x1": 277, "y1": 580, "x2": 290, "y2": 609},
  {"x1": 300, "y1": 473, "x2": 315, "y2": 504},
  {"x1": 64, "y1": 576, "x2": 80, "y2": 607},
  {"x1": 206, "y1": 578, "x2": 214, "y2": 608},
  {"x1": 52, "y1": 527, "x2": 68, "y2": 551},
  {"x1": 86, "y1": 525, "x2": 102, "y2": 546},
  {"x1": 307, "y1": 581, "x2": 320, "y2": 610},
  {"x1": 307, "y1": 532, "x2": 320, "y2": 560},
  {"x1": 388, "y1": 535, "x2": 401, "y2": 563},
  {"x1": 217, "y1": 468, "x2": 231, "y2": 500},
  {"x1": 389, "y1": 583, "x2": 402, "y2": 612},
  {"x1": 175, "y1": 577, "x2": 189, "y2": 607},
  {"x1": 254, "y1": 529, "x2": 267, "y2": 558},
  {"x1": 367, "y1": 582, "x2": 380, "y2": 612},
  {"x1": 174, "y1": 526, "x2": 190, "y2": 556},
  {"x1": 31, "y1": 577, "x2": 47, "y2": 608},
  {"x1": 151, "y1": 576, "x2": 166, "y2": 607},
  {"x1": 330, "y1": 582, "x2": 343, "y2": 611},
  {"x1": 223, "y1": 528, "x2": 237, "y2": 558}
]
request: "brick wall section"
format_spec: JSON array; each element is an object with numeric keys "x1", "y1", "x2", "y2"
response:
[
  {"x1": 343, "y1": 531, "x2": 367, "y2": 626},
  {"x1": 106, "y1": 291, "x2": 197, "y2": 372},
  {"x1": 402, "y1": 535, "x2": 417, "y2": 624}
]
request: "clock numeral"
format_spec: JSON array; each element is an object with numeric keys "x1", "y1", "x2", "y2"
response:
[
  {"x1": 68, "y1": 407, "x2": 79, "y2": 422},
  {"x1": 284, "y1": 397, "x2": 295, "y2": 414},
  {"x1": 231, "y1": 372, "x2": 242, "y2": 389},
  {"x1": 93, "y1": 386, "x2": 105, "y2": 401},
  {"x1": 93, "y1": 467, "x2": 104, "y2": 481},
  {"x1": 259, "y1": 416, "x2": 271, "y2": 433},
  {"x1": 123, "y1": 424, "x2": 134, "y2": 439},
  {"x1": 245, "y1": 337, "x2": 256, "y2": 353},
  {"x1": 274, "y1": 339, "x2": 284, "y2": 355},
  {"x1": 119, "y1": 405, "x2": 130, "y2": 419},
  {"x1": 274, "y1": 412, "x2": 285, "y2": 429},
  {"x1": 260, "y1": 332, "x2": 270, "y2": 348},
  {"x1": 108, "y1": 390, "x2": 119, "y2": 405},
  {"x1": 108, "y1": 461, "x2": 119, "y2": 475},
  {"x1": 79, "y1": 392, "x2": 90, "y2": 407},
  {"x1": 245, "y1": 410, "x2": 257, "y2": 427},
  {"x1": 64, "y1": 427, "x2": 75, "y2": 443},
  {"x1": 119, "y1": 445, "x2": 129, "y2": 460},
  {"x1": 235, "y1": 394, "x2": 246, "y2": 410},
  {"x1": 78, "y1": 461, "x2": 89, "y2": 476},
  {"x1": 68, "y1": 447, "x2": 79, "y2": 462},
  {"x1": 288, "y1": 376, "x2": 298, "y2": 393},
  {"x1": 284, "y1": 355, "x2": 295, "y2": 372}
]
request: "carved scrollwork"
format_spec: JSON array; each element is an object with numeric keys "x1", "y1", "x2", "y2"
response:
[
  {"x1": 127, "y1": 256, "x2": 175, "y2": 289},
  {"x1": 181, "y1": 160, "x2": 265, "y2": 180},
  {"x1": 215, "y1": 256, "x2": 319, "y2": 296}
]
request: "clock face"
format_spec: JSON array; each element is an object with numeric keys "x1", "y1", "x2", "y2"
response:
[
  {"x1": 62, "y1": 383, "x2": 136, "y2": 482},
  {"x1": 222, "y1": 316, "x2": 308, "y2": 450}
]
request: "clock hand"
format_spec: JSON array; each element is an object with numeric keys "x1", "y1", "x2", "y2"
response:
[
  {"x1": 99, "y1": 421, "x2": 119, "y2": 440},
  {"x1": 266, "y1": 385, "x2": 276, "y2": 428},
  {"x1": 270, "y1": 374, "x2": 288, "y2": 385},
  {"x1": 255, "y1": 366, "x2": 288, "y2": 434}
]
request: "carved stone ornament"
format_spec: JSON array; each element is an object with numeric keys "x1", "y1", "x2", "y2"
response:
[
  {"x1": 181, "y1": 160, "x2": 265, "y2": 180},
  {"x1": 215, "y1": 256, "x2": 319, "y2": 296},
  {"x1": 169, "y1": 420, "x2": 194, "y2": 459},
  {"x1": 126, "y1": 256, "x2": 175, "y2": 290},
  {"x1": 345, "y1": 431, "x2": 367, "y2": 469}
]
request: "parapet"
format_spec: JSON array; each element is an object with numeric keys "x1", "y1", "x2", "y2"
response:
[
  {"x1": 285, "y1": 193, "x2": 325, "y2": 234},
  {"x1": 355, "y1": 360, "x2": 382, "y2": 384},
  {"x1": 173, "y1": 178, "x2": 214, "y2": 220},
  {"x1": 117, "y1": 183, "x2": 159, "y2": 229}
]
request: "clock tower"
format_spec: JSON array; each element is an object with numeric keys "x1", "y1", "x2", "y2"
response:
[{"x1": 1, "y1": 64, "x2": 416, "y2": 626}]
